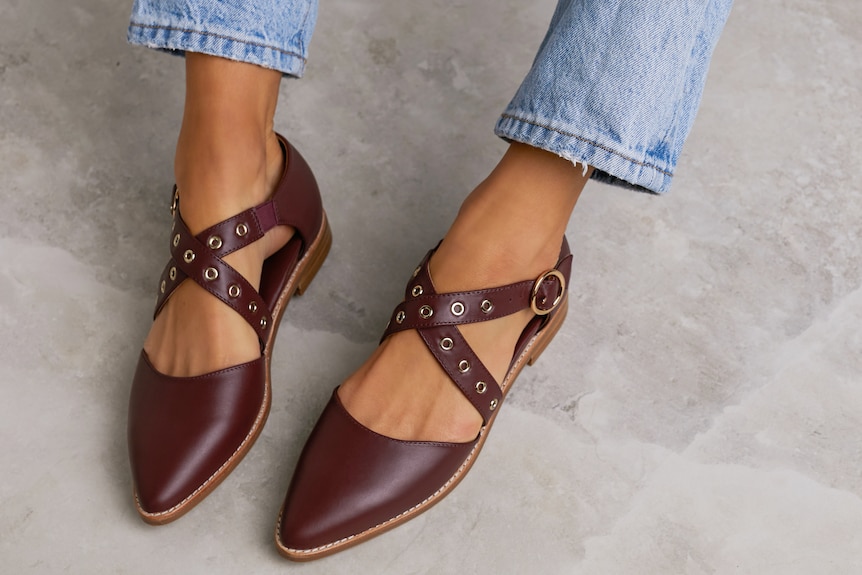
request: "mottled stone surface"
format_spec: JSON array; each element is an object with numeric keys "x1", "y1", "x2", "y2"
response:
[{"x1": 1, "y1": 0, "x2": 860, "y2": 573}]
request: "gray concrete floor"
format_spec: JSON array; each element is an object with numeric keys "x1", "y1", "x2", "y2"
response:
[{"x1": 2, "y1": 0, "x2": 861, "y2": 573}]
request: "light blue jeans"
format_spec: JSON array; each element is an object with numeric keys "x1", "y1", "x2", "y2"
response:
[{"x1": 128, "y1": 0, "x2": 732, "y2": 194}]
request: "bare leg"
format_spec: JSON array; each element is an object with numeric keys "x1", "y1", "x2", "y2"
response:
[
  {"x1": 143, "y1": 53, "x2": 294, "y2": 377},
  {"x1": 339, "y1": 143, "x2": 592, "y2": 442}
]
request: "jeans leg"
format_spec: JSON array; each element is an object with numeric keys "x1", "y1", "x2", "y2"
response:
[
  {"x1": 128, "y1": 0, "x2": 319, "y2": 77},
  {"x1": 495, "y1": 0, "x2": 733, "y2": 194}
]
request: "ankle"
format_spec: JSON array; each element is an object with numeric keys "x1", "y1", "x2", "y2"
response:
[
  {"x1": 173, "y1": 130, "x2": 284, "y2": 234},
  {"x1": 430, "y1": 144, "x2": 591, "y2": 291},
  {"x1": 431, "y1": 232, "x2": 558, "y2": 295},
  {"x1": 430, "y1": 189, "x2": 566, "y2": 292}
]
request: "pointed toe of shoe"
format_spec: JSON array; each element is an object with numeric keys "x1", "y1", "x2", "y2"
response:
[
  {"x1": 128, "y1": 352, "x2": 268, "y2": 523},
  {"x1": 275, "y1": 389, "x2": 476, "y2": 559}
]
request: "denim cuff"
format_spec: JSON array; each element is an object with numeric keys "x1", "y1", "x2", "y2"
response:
[
  {"x1": 495, "y1": 113, "x2": 671, "y2": 195},
  {"x1": 495, "y1": 0, "x2": 733, "y2": 195},
  {"x1": 128, "y1": 22, "x2": 308, "y2": 77},
  {"x1": 127, "y1": 0, "x2": 318, "y2": 77}
]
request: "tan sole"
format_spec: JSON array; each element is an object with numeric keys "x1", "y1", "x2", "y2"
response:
[
  {"x1": 134, "y1": 212, "x2": 332, "y2": 525},
  {"x1": 275, "y1": 295, "x2": 568, "y2": 560}
]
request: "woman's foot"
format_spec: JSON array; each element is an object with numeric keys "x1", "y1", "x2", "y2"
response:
[
  {"x1": 142, "y1": 54, "x2": 293, "y2": 377},
  {"x1": 338, "y1": 144, "x2": 592, "y2": 442}
]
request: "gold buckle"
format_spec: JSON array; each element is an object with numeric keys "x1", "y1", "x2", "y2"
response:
[
  {"x1": 530, "y1": 269, "x2": 566, "y2": 316},
  {"x1": 170, "y1": 187, "x2": 180, "y2": 216}
]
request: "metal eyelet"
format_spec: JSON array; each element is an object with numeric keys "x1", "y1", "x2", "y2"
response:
[
  {"x1": 235, "y1": 223, "x2": 249, "y2": 237},
  {"x1": 207, "y1": 235, "x2": 223, "y2": 250},
  {"x1": 412, "y1": 285, "x2": 424, "y2": 297},
  {"x1": 183, "y1": 250, "x2": 195, "y2": 263},
  {"x1": 260, "y1": 317, "x2": 268, "y2": 329},
  {"x1": 172, "y1": 234, "x2": 180, "y2": 247},
  {"x1": 203, "y1": 267, "x2": 218, "y2": 281},
  {"x1": 476, "y1": 381, "x2": 487, "y2": 394},
  {"x1": 419, "y1": 305, "x2": 434, "y2": 319},
  {"x1": 440, "y1": 337, "x2": 454, "y2": 351},
  {"x1": 228, "y1": 284, "x2": 241, "y2": 298},
  {"x1": 490, "y1": 399, "x2": 498, "y2": 411},
  {"x1": 159, "y1": 280, "x2": 166, "y2": 294},
  {"x1": 481, "y1": 299, "x2": 493, "y2": 314},
  {"x1": 412, "y1": 265, "x2": 421, "y2": 278},
  {"x1": 248, "y1": 302, "x2": 258, "y2": 313},
  {"x1": 458, "y1": 360, "x2": 470, "y2": 373},
  {"x1": 451, "y1": 301, "x2": 465, "y2": 316},
  {"x1": 169, "y1": 267, "x2": 176, "y2": 281},
  {"x1": 396, "y1": 310, "x2": 406, "y2": 324}
]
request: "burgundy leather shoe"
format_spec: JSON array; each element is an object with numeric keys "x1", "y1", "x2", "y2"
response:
[
  {"x1": 128, "y1": 135, "x2": 331, "y2": 524},
  {"x1": 275, "y1": 239, "x2": 571, "y2": 560}
]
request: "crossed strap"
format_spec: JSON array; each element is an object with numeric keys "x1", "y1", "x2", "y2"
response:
[
  {"x1": 381, "y1": 243, "x2": 571, "y2": 424},
  {"x1": 152, "y1": 189, "x2": 287, "y2": 351}
]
